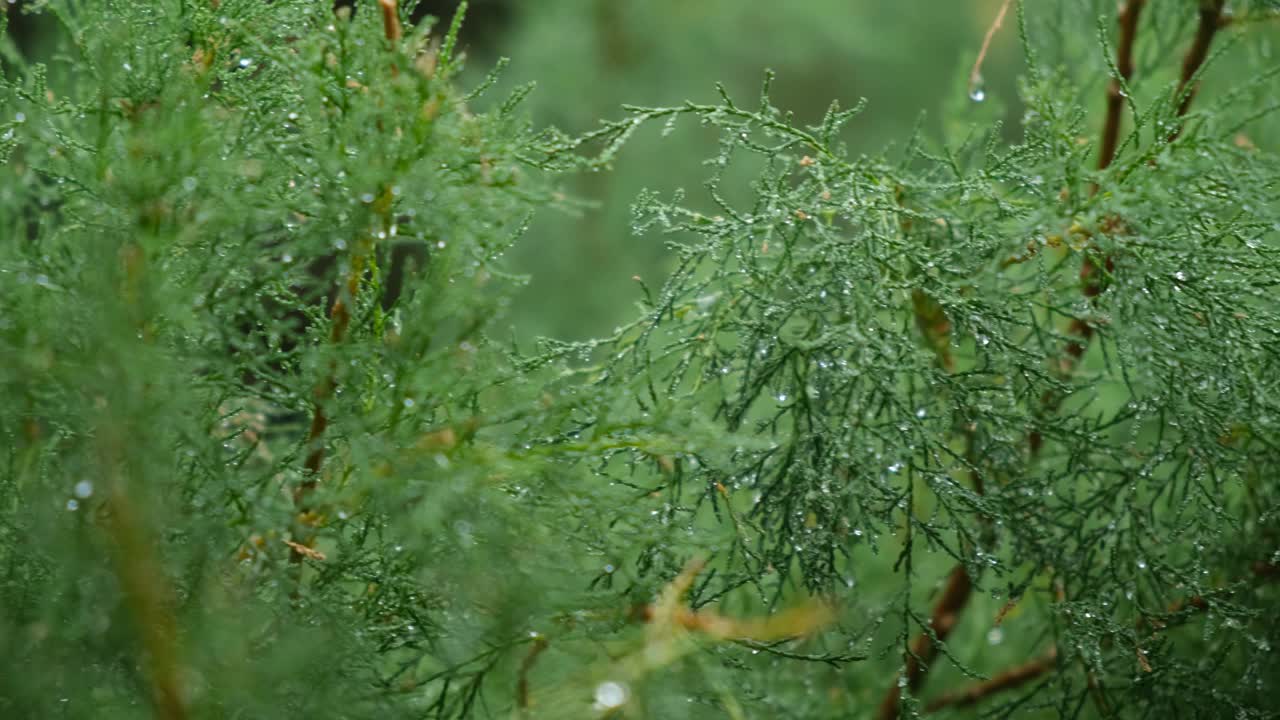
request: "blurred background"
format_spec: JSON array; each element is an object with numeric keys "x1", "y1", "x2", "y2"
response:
[
  {"x1": 445, "y1": 0, "x2": 1022, "y2": 342},
  {"x1": 3, "y1": 0, "x2": 1023, "y2": 340}
]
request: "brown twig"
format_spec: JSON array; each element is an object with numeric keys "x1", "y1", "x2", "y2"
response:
[
  {"x1": 1070, "y1": 1, "x2": 1146, "y2": 387},
  {"x1": 889, "y1": 214, "x2": 986, "y2": 715},
  {"x1": 1168, "y1": 0, "x2": 1227, "y2": 141},
  {"x1": 925, "y1": 648, "x2": 1058, "y2": 713},
  {"x1": 927, "y1": 559, "x2": 1276, "y2": 715},
  {"x1": 1098, "y1": 1, "x2": 1147, "y2": 174},
  {"x1": 1048, "y1": 2, "x2": 1229, "y2": 459},
  {"x1": 515, "y1": 635, "x2": 549, "y2": 710},
  {"x1": 104, "y1": 477, "x2": 188, "y2": 720},
  {"x1": 878, "y1": 566, "x2": 974, "y2": 720},
  {"x1": 291, "y1": 248, "x2": 367, "y2": 555},
  {"x1": 1031, "y1": 2, "x2": 1148, "y2": 456},
  {"x1": 294, "y1": 4, "x2": 410, "y2": 527},
  {"x1": 378, "y1": 0, "x2": 403, "y2": 42},
  {"x1": 634, "y1": 593, "x2": 835, "y2": 642},
  {"x1": 968, "y1": 0, "x2": 1015, "y2": 98}
]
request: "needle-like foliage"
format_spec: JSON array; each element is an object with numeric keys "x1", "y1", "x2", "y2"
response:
[{"x1": 2, "y1": 1, "x2": 1278, "y2": 719}]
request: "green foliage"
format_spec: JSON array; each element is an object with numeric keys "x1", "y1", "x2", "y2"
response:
[
  {"x1": 483, "y1": 0, "x2": 999, "y2": 341},
  {"x1": 2, "y1": 1, "x2": 1279, "y2": 719}
]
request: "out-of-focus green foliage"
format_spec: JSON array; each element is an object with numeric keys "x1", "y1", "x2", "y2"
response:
[
  {"x1": 483, "y1": 0, "x2": 1016, "y2": 341},
  {"x1": 2, "y1": 1, "x2": 1279, "y2": 719}
]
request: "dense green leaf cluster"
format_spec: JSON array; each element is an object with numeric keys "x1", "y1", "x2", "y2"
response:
[{"x1": 2, "y1": 1, "x2": 1278, "y2": 719}]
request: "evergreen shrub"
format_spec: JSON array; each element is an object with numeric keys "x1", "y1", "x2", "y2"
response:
[{"x1": 2, "y1": 1, "x2": 1278, "y2": 718}]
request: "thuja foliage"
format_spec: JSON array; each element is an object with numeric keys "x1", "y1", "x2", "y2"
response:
[{"x1": 2, "y1": 1, "x2": 1279, "y2": 719}]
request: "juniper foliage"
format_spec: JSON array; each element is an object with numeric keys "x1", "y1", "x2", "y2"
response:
[{"x1": 2, "y1": 1, "x2": 1279, "y2": 720}]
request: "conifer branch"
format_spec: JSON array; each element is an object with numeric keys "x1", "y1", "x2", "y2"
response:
[
  {"x1": 891, "y1": 210, "x2": 987, "y2": 716},
  {"x1": 1068, "y1": 0, "x2": 1146, "y2": 380},
  {"x1": 1050, "y1": 1, "x2": 1229, "y2": 453}
]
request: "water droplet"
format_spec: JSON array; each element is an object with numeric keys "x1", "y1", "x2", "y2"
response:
[
  {"x1": 360, "y1": 192, "x2": 375, "y2": 204},
  {"x1": 73, "y1": 480, "x2": 93, "y2": 499},
  {"x1": 122, "y1": 62, "x2": 133, "y2": 72},
  {"x1": 987, "y1": 627, "x2": 1004, "y2": 645},
  {"x1": 969, "y1": 86, "x2": 986, "y2": 103},
  {"x1": 66, "y1": 499, "x2": 79, "y2": 511},
  {"x1": 603, "y1": 564, "x2": 615, "y2": 573},
  {"x1": 915, "y1": 408, "x2": 926, "y2": 419},
  {"x1": 776, "y1": 393, "x2": 788, "y2": 403},
  {"x1": 239, "y1": 58, "x2": 253, "y2": 68},
  {"x1": 14, "y1": 112, "x2": 25, "y2": 123},
  {"x1": 281, "y1": 253, "x2": 293, "y2": 263},
  {"x1": 402, "y1": 398, "x2": 415, "y2": 408},
  {"x1": 594, "y1": 681, "x2": 629, "y2": 710},
  {"x1": 1137, "y1": 559, "x2": 1148, "y2": 570}
]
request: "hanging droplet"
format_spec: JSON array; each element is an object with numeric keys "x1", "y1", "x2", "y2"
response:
[
  {"x1": 594, "y1": 681, "x2": 629, "y2": 710},
  {"x1": 969, "y1": 75, "x2": 987, "y2": 103}
]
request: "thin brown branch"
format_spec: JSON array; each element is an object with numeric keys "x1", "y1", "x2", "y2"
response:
[
  {"x1": 882, "y1": 275, "x2": 987, "y2": 717},
  {"x1": 969, "y1": 0, "x2": 1015, "y2": 97},
  {"x1": 1169, "y1": 0, "x2": 1227, "y2": 141},
  {"x1": 379, "y1": 0, "x2": 403, "y2": 42},
  {"x1": 1031, "y1": 0, "x2": 1153, "y2": 459},
  {"x1": 1051, "y1": 2, "x2": 1230, "y2": 458},
  {"x1": 105, "y1": 480, "x2": 187, "y2": 720},
  {"x1": 878, "y1": 565, "x2": 974, "y2": 720},
  {"x1": 291, "y1": 247, "x2": 368, "y2": 563},
  {"x1": 1085, "y1": 668, "x2": 1115, "y2": 717},
  {"x1": 635, "y1": 595, "x2": 835, "y2": 643},
  {"x1": 925, "y1": 648, "x2": 1058, "y2": 713},
  {"x1": 1034, "y1": 1, "x2": 1147, "y2": 457},
  {"x1": 1098, "y1": 1, "x2": 1147, "y2": 173},
  {"x1": 515, "y1": 635, "x2": 548, "y2": 710}
]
